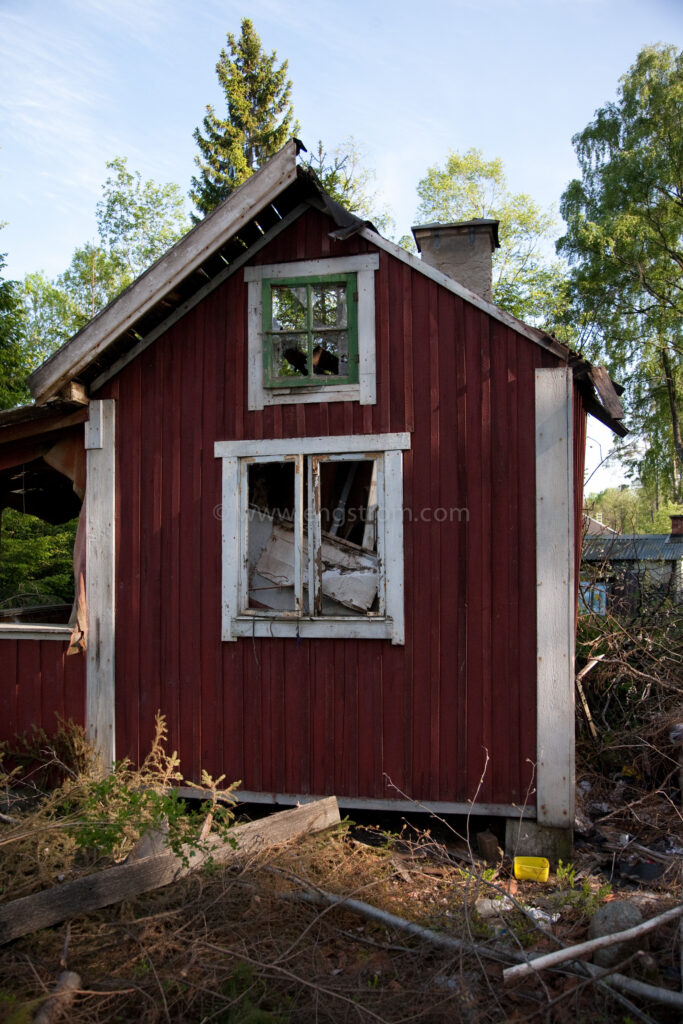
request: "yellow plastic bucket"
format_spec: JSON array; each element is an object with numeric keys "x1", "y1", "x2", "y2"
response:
[{"x1": 513, "y1": 856, "x2": 550, "y2": 882}]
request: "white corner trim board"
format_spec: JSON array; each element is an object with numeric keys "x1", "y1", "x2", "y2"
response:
[
  {"x1": 534, "y1": 368, "x2": 575, "y2": 829},
  {"x1": 246, "y1": 254, "x2": 379, "y2": 410},
  {"x1": 85, "y1": 399, "x2": 116, "y2": 768}
]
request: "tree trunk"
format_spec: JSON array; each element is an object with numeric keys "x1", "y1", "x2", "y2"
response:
[{"x1": 661, "y1": 346, "x2": 683, "y2": 502}]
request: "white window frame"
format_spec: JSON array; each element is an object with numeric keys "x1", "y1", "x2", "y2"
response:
[
  {"x1": 214, "y1": 432, "x2": 409, "y2": 644},
  {"x1": 244, "y1": 254, "x2": 379, "y2": 410}
]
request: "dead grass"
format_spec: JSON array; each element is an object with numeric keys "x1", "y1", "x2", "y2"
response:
[
  {"x1": 0, "y1": 716, "x2": 681, "y2": 1023},
  {"x1": 0, "y1": 817, "x2": 681, "y2": 1024}
]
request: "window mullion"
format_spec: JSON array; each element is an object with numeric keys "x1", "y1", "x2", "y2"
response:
[
  {"x1": 293, "y1": 454, "x2": 304, "y2": 614},
  {"x1": 375, "y1": 456, "x2": 386, "y2": 616},
  {"x1": 311, "y1": 456, "x2": 322, "y2": 615},
  {"x1": 307, "y1": 456, "x2": 315, "y2": 615},
  {"x1": 239, "y1": 458, "x2": 250, "y2": 613}
]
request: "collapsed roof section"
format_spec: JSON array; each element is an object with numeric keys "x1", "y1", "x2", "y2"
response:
[
  {"x1": 0, "y1": 401, "x2": 88, "y2": 524},
  {"x1": 23, "y1": 138, "x2": 625, "y2": 435}
]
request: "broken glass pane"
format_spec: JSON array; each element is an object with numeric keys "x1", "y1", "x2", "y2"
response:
[
  {"x1": 312, "y1": 331, "x2": 348, "y2": 377},
  {"x1": 317, "y1": 459, "x2": 379, "y2": 615},
  {"x1": 247, "y1": 461, "x2": 296, "y2": 611},
  {"x1": 312, "y1": 284, "x2": 347, "y2": 329},
  {"x1": 272, "y1": 334, "x2": 308, "y2": 378},
  {"x1": 271, "y1": 285, "x2": 307, "y2": 331}
]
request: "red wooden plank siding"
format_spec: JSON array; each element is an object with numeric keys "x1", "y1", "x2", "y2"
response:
[
  {"x1": 515, "y1": 338, "x2": 541, "y2": 803},
  {"x1": 115, "y1": 359, "x2": 142, "y2": 765},
  {"x1": 504, "y1": 330, "x2": 522, "y2": 802},
  {"x1": 573, "y1": 386, "x2": 588, "y2": 625},
  {"x1": 490, "y1": 318, "x2": 513, "y2": 805},
  {"x1": 104, "y1": 206, "x2": 570, "y2": 809},
  {"x1": 0, "y1": 640, "x2": 18, "y2": 736},
  {"x1": 0, "y1": 641, "x2": 84, "y2": 742},
  {"x1": 409, "y1": 271, "x2": 433, "y2": 798}
]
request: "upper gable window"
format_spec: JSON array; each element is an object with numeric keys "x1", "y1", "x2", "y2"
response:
[{"x1": 245, "y1": 254, "x2": 379, "y2": 410}]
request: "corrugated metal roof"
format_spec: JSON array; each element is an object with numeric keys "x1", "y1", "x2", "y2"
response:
[{"x1": 583, "y1": 534, "x2": 683, "y2": 561}]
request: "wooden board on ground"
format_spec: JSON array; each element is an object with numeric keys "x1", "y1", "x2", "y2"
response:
[{"x1": 0, "y1": 796, "x2": 340, "y2": 945}]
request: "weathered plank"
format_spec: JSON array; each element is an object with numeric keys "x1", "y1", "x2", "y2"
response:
[{"x1": 0, "y1": 797, "x2": 340, "y2": 945}]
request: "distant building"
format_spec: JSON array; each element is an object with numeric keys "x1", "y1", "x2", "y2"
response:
[{"x1": 582, "y1": 515, "x2": 683, "y2": 614}]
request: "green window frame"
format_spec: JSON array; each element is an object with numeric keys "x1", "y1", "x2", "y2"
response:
[{"x1": 262, "y1": 272, "x2": 359, "y2": 388}]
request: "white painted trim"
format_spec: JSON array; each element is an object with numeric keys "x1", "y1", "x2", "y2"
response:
[
  {"x1": 232, "y1": 789, "x2": 534, "y2": 818},
  {"x1": 246, "y1": 254, "x2": 379, "y2": 411},
  {"x1": 231, "y1": 618, "x2": 394, "y2": 640},
  {"x1": 357, "y1": 267, "x2": 377, "y2": 405},
  {"x1": 244, "y1": 254, "x2": 379, "y2": 280},
  {"x1": 215, "y1": 433, "x2": 410, "y2": 459},
  {"x1": 221, "y1": 457, "x2": 240, "y2": 642},
  {"x1": 217, "y1": 432, "x2": 408, "y2": 643},
  {"x1": 359, "y1": 227, "x2": 570, "y2": 362},
  {"x1": 85, "y1": 399, "x2": 116, "y2": 767},
  {"x1": 535, "y1": 368, "x2": 575, "y2": 829},
  {"x1": 0, "y1": 626, "x2": 72, "y2": 641},
  {"x1": 246, "y1": 279, "x2": 264, "y2": 414},
  {"x1": 30, "y1": 141, "x2": 301, "y2": 403},
  {"x1": 383, "y1": 450, "x2": 405, "y2": 645}
]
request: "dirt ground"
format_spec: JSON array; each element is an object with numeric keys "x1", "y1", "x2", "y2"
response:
[{"x1": 0, "y1": 797, "x2": 681, "y2": 1024}]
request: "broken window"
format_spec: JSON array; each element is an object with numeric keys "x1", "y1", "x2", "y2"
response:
[
  {"x1": 263, "y1": 274, "x2": 357, "y2": 387},
  {"x1": 216, "y1": 433, "x2": 409, "y2": 643},
  {"x1": 244, "y1": 255, "x2": 379, "y2": 410},
  {"x1": 246, "y1": 455, "x2": 379, "y2": 617}
]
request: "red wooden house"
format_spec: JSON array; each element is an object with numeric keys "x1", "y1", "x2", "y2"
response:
[{"x1": 0, "y1": 141, "x2": 625, "y2": 855}]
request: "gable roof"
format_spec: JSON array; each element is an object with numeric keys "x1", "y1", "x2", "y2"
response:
[{"x1": 25, "y1": 139, "x2": 625, "y2": 436}]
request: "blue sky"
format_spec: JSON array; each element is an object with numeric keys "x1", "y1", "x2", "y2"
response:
[{"x1": 2, "y1": 0, "x2": 681, "y2": 488}]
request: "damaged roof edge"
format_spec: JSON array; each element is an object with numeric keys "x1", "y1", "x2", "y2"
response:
[{"x1": 28, "y1": 139, "x2": 302, "y2": 405}]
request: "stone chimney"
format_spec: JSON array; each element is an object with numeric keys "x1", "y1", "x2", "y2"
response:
[
  {"x1": 670, "y1": 514, "x2": 683, "y2": 539},
  {"x1": 411, "y1": 220, "x2": 500, "y2": 301}
]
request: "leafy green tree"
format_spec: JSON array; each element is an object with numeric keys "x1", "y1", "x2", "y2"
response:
[
  {"x1": 585, "y1": 485, "x2": 682, "y2": 534},
  {"x1": 0, "y1": 246, "x2": 30, "y2": 410},
  {"x1": 414, "y1": 148, "x2": 569, "y2": 330},
  {"x1": 96, "y1": 157, "x2": 189, "y2": 279},
  {"x1": 558, "y1": 45, "x2": 683, "y2": 501},
  {"x1": 303, "y1": 138, "x2": 394, "y2": 235},
  {"x1": 190, "y1": 18, "x2": 297, "y2": 218},
  {"x1": 18, "y1": 160, "x2": 190, "y2": 361},
  {"x1": 20, "y1": 271, "x2": 82, "y2": 367},
  {"x1": 0, "y1": 510, "x2": 78, "y2": 607}
]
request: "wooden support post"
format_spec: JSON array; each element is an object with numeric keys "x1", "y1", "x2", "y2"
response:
[
  {"x1": 85, "y1": 399, "x2": 116, "y2": 768},
  {"x1": 534, "y1": 368, "x2": 575, "y2": 836}
]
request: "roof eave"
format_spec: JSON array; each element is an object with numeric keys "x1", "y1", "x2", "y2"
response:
[{"x1": 28, "y1": 139, "x2": 302, "y2": 405}]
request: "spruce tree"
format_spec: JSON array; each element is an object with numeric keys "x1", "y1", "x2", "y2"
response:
[{"x1": 190, "y1": 19, "x2": 296, "y2": 219}]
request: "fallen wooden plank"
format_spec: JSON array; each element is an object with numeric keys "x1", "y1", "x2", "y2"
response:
[{"x1": 0, "y1": 797, "x2": 340, "y2": 945}]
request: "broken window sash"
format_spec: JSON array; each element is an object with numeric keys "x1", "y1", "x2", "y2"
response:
[
  {"x1": 262, "y1": 273, "x2": 358, "y2": 387},
  {"x1": 313, "y1": 455, "x2": 382, "y2": 617},
  {"x1": 245, "y1": 454, "x2": 382, "y2": 619},
  {"x1": 243, "y1": 456, "x2": 303, "y2": 614}
]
